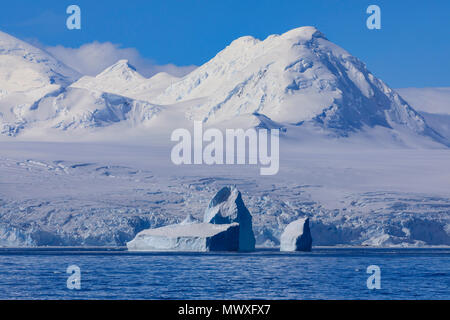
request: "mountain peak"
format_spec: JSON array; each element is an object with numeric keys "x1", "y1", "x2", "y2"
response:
[
  {"x1": 113, "y1": 59, "x2": 136, "y2": 69},
  {"x1": 0, "y1": 30, "x2": 80, "y2": 85},
  {"x1": 0, "y1": 27, "x2": 447, "y2": 147},
  {"x1": 150, "y1": 25, "x2": 446, "y2": 146},
  {"x1": 97, "y1": 59, "x2": 141, "y2": 79},
  {"x1": 0, "y1": 30, "x2": 36, "y2": 54},
  {"x1": 281, "y1": 26, "x2": 327, "y2": 41},
  {"x1": 229, "y1": 35, "x2": 260, "y2": 48}
]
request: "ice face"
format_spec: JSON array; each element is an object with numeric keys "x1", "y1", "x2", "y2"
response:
[
  {"x1": 280, "y1": 218, "x2": 312, "y2": 252},
  {"x1": 126, "y1": 222, "x2": 239, "y2": 252},
  {"x1": 204, "y1": 186, "x2": 256, "y2": 251}
]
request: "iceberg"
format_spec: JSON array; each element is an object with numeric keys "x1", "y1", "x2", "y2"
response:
[
  {"x1": 280, "y1": 218, "x2": 312, "y2": 252},
  {"x1": 204, "y1": 186, "x2": 256, "y2": 251},
  {"x1": 127, "y1": 186, "x2": 256, "y2": 252},
  {"x1": 127, "y1": 222, "x2": 239, "y2": 252}
]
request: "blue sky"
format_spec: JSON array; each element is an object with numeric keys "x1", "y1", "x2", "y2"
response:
[{"x1": 0, "y1": 0, "x2": 448, "y2": 87}]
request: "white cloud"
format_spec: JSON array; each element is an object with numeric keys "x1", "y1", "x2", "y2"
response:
[{"x1": 45, "y1": 42, "x2": 197, "y2": 78}]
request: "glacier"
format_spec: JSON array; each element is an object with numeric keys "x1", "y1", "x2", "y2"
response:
[
  {"x1": 0, "y1": 144, "x2": 449, "y2": 247},
  {"x1": 280, "y1": 218, "x2": 312, "y2": 252}
]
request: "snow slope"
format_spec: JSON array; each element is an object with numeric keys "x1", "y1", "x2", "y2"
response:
[
  {"x1": 396, "y1": 87, "x2": 450, "y2": 141},
  {"x1": 71, "y1": 59, "x2": 179, "y2": 102},
  {"x1": 150, "y1": 27, "x2": 444, "y2": 146},
  {"x1": 0, "y1": 31, "x2": 80, "y2": 135},
  {"x1": 0, "y1": 27, "x2": 447, "y2": 148},
  {"x1": 17, "y1": 88, "x2": 162, "y2": 134},
  {"x1": 396, "y1": 87, "x2": 450, "y2": 115},
  {"x1": 0, "y1": 31, "x2": 79, "y2": 92},
  {"x1": 0, "y1": 34, "x2": 166, "y2": 137}
]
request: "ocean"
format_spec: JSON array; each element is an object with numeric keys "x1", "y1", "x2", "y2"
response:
[{"x1": 0, "y1": 248, "x2": 448, "y2": 300}]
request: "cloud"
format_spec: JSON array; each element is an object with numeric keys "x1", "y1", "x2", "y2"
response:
[{"x1": 45, "y1": 42, "x2": 197, "y2": 78}]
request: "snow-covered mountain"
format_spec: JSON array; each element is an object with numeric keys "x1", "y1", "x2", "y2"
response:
[
  {"x1": 71, "y1": 59, "x2": 179, "y2": 101},
  {"x1": 1, "y1": 84, "x2": 163, "y2": 136},
  {"x1": 397, "y1": 87, "x2": 450, "y2": 141},
  {"x1": 396, "y1": 87, "x2": 450, "y2": 115},
  {"x1": 0, "y1": 35, "x2": 163, "y2": 135},
  {"x1": 23, "y1": 88, "x2": 162, "y2": 132},
  {"x1": 0, "y1": 31, "x2": 81, "y2": 135},
  {"x1": 150, "y1": 27, "x2": 445, "y2": 144},
  {"x1": 0, "y1": 31, "x2": 79, "y2": 92},
  {"x1": 0, "y1": 26, "x2": 447, "y2": 147}
]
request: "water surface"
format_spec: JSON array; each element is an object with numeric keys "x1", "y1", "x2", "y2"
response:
[{"x1": 0, "y1": 248, "x2": 448, "y2": 299}]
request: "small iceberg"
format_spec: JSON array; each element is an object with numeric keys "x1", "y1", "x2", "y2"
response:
[
  {"x1": 280, "y1": 218, "x2": 312, "y2": 252},
  {"x1": 127, "y1": 186, "x2": 255, "y2": 252}
]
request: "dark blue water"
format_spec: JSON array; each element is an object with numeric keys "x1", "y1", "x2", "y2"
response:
[{"x1": 0, "y1": 248, "x2": 448, "y2": 299}]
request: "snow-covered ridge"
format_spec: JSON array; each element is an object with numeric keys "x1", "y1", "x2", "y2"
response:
[
  {"x1": 71, "y1": 59, "x2": 179, "y2": 102},
  {"x1": 151, "y1": 27, "x2": 429, "y2": 132},
  {"x1": 396, "y1": 87, "x2": 450, "y2": 115},
  {"x1": 0, "y1": 27, "x2": 448, "y2": 147},
  {"x1": 0, "y1": 30, "x2": 81, "y2": 135},
  {"x1": 0, "y1": 30, "x2": 80, "y2": 91},
  {"x1": 1, "y1": 87, "x2": 163, "y2": 136},
  {"x1": 0, "y1": 33, "x2": 170, "y2": 136},
  {"x1": 396, "y1": 87, "x2": 450, "y2": 141}
]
